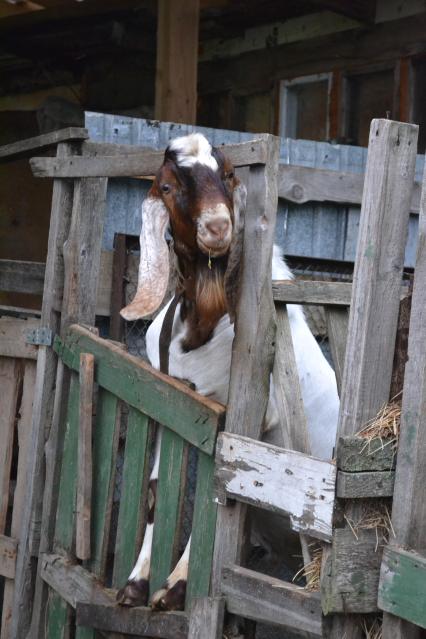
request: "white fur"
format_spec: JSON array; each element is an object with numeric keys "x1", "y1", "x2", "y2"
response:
[
  {"x1": 169, "y1": 133, "x2": 218, "y2": 171},
  {"x1": 147, "y1": 245, "x2": 339, "y2": 461}
]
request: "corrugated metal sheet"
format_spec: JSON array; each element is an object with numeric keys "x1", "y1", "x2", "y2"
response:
[{"x1": 85, "y1": 112, "x2": 423, "y2": 266}]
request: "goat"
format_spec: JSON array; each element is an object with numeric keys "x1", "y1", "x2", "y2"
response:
[{"x1": 117, "y1": 133, "x2": 339, "y2": 611}]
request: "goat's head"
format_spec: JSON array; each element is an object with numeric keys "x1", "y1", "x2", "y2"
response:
[{"x1": 121, "y1": 133, "x2": 246, "y2": 325}]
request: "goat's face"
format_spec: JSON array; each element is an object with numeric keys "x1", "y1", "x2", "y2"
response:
[{"x1": 120, "y1": 133, "x2": 246, "y2": 321}]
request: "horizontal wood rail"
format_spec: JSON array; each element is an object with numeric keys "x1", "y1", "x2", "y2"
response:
[
  {"x1": 0, "y1": 316, "x2": 39, "y2": 360},
  {"x1": 0, "y1": 127, "x2": 89, "y2": 162},
  {"x1": 336, "y1": 436, "x2": 396, "y2": 471},
  {"x1": 221, "y1": 564, "x2": 322, "y2": 637},
  {"x1": 30, "y1": 139, "x2": 270, "y2": 178},
  {"x1": 76, "y1": 602, "x2": 188, "y2": 639},
  {"x1": 54, "y1": 324, "x2": 226, "y2": 454},
  {"x1": 272, "y1": 280, "x2": 352, "y2": 306},
  {"x1": 214, "y1": 432, "x2": 335, "y2": 541},
  {"x1": 336, "y1": 470, "x2": 395, "y2": 498},
  {"x1": 278, "y1": 164, "x2": 421, "y2": 213},
  {"x1": 379, "y1": 546, "x2": 426, "y2": 629}
]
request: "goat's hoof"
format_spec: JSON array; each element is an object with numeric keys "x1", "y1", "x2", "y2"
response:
[
  {"x1": 116, "y1": 579, "x2": 149, "y2": 607},
  {"x1": 150, "y1": 579, "x2": 186, "y2": 611}
]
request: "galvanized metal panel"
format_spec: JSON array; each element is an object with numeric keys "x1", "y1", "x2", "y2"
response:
[{"x1": 85, "y1": 113, "x2": 423, "y2": 264}]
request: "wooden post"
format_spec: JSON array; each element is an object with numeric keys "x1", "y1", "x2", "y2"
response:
[
  {"x1": 380, "y1": 161, "x2": 426, "y2": 638},
  {"x1": 323, "y1": 119, "x2": 418, "y2": 637},
  {"x1": 155, "y1": 0, "x2": 199, "y2": 124},
  {"x1": 209, "y1": 135, "x2": 280, "y2": 633}
]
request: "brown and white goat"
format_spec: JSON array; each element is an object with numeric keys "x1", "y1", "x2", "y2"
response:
[{"x1": 117, "y1": 133, "x2": 339, "y2": 611}]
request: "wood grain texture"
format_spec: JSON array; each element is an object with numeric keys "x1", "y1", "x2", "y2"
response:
[
  {"x1": 222, "y1": 564, "x2": 322, "y2": 636},
  {"x1": 76, "y1": 353, "x2": 94, "y2": 561},
  {"x1": 0, "y1": 534, "x2": 17, "y2": 579},
  {"x1": 337, "y1": 436, "x2": 396, "y2": 472},
  {"x1": 336, "y1": 470, "x2": 395, "y2": 498},
  {"x1": 273, "y1": 280, "x2": 352, "y2": 306},
  {"x1": 76, "y1": 602, "x2": 188, "y2": 639},
  {"x1": 188, "y1": 597, "x2": 225, "y2": 639},
  {"x1": 0, "y1": 127, "x2": 88, "y2": 160},
  {"x1": 325, "y1": 307, "x2": 348, "y2": 395},
  {"x1": 54, "y1": 324, "x2": 226, "y2": 454},
  {"x1": 0, "y1": 258, "x2": 45, "y2": 295},
  {"x1": 211, "y1": 135, "x2": 280, "y2": 596},
  {"x1": 215, "y1": 433, "x2": 335, "y2": 542},
  {"x1": 379, "y1": 546, "x2": 426, "y2": 630},
  {"x1": 278, "y1": 164, "x2": 421, "y2": 213},
  {"x1": 381, "y1": 159, "x2": 426, "y2": 639},
  {"x1": 0, "y1": 316, "x2": 39, "y2": 359}
]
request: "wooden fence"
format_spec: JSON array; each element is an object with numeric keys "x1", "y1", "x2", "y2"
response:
[{"x1": 0, "y1": 119, "x2": 425, "y2": 638}]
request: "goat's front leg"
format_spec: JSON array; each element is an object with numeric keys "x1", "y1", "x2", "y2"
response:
[
  {"x1": 150, "y1": 535, "x2": 191, "y2": 611},
  {"x1": 116, "y1": 428, "x2": 162, "y2": 607}
]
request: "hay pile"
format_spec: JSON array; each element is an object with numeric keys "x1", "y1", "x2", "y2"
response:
[
  {"x1": 356, "y1": 396, "x2": 402, "y2": 453},
  {"x1": 362, "y1": 617, "x2": 382, "y2": 639},
  {"x1": 293, "y1": 543, "x2": 323, "y2": 591}
]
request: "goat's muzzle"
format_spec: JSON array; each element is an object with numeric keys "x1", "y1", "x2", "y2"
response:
[{"x1": 196, "y1": 204, "x2": 233, "y2": 257}]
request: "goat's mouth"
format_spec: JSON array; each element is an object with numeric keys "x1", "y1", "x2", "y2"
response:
[{"x1": 196, "y1": 235, "x2": 231, "y2": 257}]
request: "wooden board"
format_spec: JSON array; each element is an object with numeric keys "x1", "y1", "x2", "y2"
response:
[
  {"x1": 336, "y1": 470, "x2": 395, "y2": 498},
  {"x1": 0, "y1": 358, "x2": 21, "y2": 534},
  {"x1": 0, "y1": 316, "x2": 39, "y2": 359},
  {"x1": 54, "y1": 324, "x2": 226, "y2": 454},
  {"x1": 325, "y1": 307, "x2": 348, "y2": 395},
  {"x1": 379, "y1": 546, "x2": 426, "y2": 630},
  {"x1": 215, "y1": 432, "x2": 335, "y2": 541},
  {"x1": 76, "y1": 353, "x2": 94, "y2": 561},
  {"x1": 76, "y1": 602, "x2": 188, "y2": 639},
  {"x1": 0, "y1": 259, "x2": 45, "y2": 295},
  {"x1": 30, "y1": 139, "x2": 270, "y2": 178},
  {"x1": 337, "y1": 436, "x2": 396, "y2": 472},
  {"x1": 222, "y1": 564, "x2": 322, "y2": 636},
  {"x1": 278, "y1": 164, "x2": 421, "y2": 214},
  {"x1": 188, "y1": 597, "x2": 224, "y2": 639},
  {"x1": 0, "y1": 127, "x2": 88, "y2": 161},
  {"x1": 272, "y1": 280, "x2": 352, "y2": 306},
  {"x1": 0, "y1": 534, "x2": 17, "y2": 579}
]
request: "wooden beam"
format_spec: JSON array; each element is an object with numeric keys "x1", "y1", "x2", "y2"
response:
[
  {"x1": 336, "y1": 436, "x2": 396, "y2": 472},
  {"x1": 215, "y1": 432, "x2": 336, "y2": 541},
  {"x1": 336, "y1": 470, "x2": 395, "y2": 499},
  {"x1": 273, "y1": 280, "x2": 352, "y2": 306},
  {"x1": 0, "y1": 534, "x2": 17, "y2": 580},
  {"x1": 155, "y1": 0, "x2": 199, "y2": 124},
  {"x1": 295, "y1": 1, "x2": 375, "y2": 24},
  {"x1": 222, "y1": 564, "x2": 323, "y2": 637},
  {"x1": 0, "y1": 127, "x2": 88, "y2": 162},
  {"x1": 0, "y1": 316, "x2": 39, "y2": 360},
  {"x1": 76, "y1": 353, "x2": 94, "y2": 561}
]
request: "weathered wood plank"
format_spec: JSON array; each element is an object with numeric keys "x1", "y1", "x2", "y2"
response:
[
  {"x1": 381, "y1": 158, "x2": 426, "y2": 639},
  {"x1": 325, "y1": 307, "x2": 348, "y2": 395},
  {"x1": 0, "y1": 534, "x2": 17, "y2": 579},
  {"x1": 1, "y1": 360, "x2": 36, "y2": 639},
  {"x1": 112, "y1": 408, "x2": 151, "y2": 589},
  {"x1": 0, "y1": 259, "x2": 45, "y2": 295},
  {"x1": 336, "y1": 436, "x2": 396, "y2": 472},
  {"x1": 211, "y1": 135, "x2": 280, "y2": 596},
  {"x1": 30, "y1": 139, "x2": 270, "y2": 178},
  {"x1": 150, "y1": 428, "x2": 187, "y2": 595},
  {"x1": 273, "y1": 280, "x2": 352, "y2": 306},
  {"x1": 379, "y1": 546, "x2": 426, "y2": 630},
  {"x1": 188, "y1": 597, "x2": 225, "y2": 639},
  {"x1": 40, "y1": 553, "x2": 115, "y2": 608},
  {"x1": 215, "y1": 433, "x2": 335, "y2": 542},
  {"x1": 336, "y1": 470, "x2": 395, "y2": 498},
  {"x1": 278, "y1": 164, "x2": 421, "y2": 214},
  {"x1": 325, "y1": 120, "x2": 418, "y2": 631},
  {"x1": 222, "y1": 565, "x2": 322, "y2": 636},
  {"x1": 0, "y1": 127, "x2": 88, "y2": 161},
  {"x1": 76, "y1": 602, "x2": 188, "y2": 639},
  {"x1": 76, "y1": 353, "x2": 94, "y2": 561},
  {"x1": 54, "y1": 324, "x2": 226, "y2": 454},
  {"x1": 0, "y1": 316, "x2": 39, "y2": 359},
  {"x1": 0, "y1": 358, "x2": 22, "y2": 533},
  {"x1": 186, "y1": 452, "x2": 218, "y2": 604}
]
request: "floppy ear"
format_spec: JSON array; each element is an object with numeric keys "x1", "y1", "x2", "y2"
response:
[
  {"x1": 120, "y1": 196, "x2": 170, "y2": 320},
  {"x1": 224, "y1": 179, "x2": 247, "y2": 323}
]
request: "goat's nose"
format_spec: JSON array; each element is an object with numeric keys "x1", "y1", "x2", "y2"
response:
[{"x1": 205, "y1": 218, "x2": 230, "y2": 239}]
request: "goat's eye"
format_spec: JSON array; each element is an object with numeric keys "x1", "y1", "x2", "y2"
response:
[
  {"x1": 161, "y1": 183, "x2": 171, "y2": 194},
  {"x1": 225, "y1": 172, "x2": 234, "y2": 180}
]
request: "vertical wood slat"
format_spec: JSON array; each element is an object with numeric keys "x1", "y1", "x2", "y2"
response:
[
  {"x1": 27, "y1": 173, "x2": 108, "y2": 639},
  {"x1": 75, "y1": 388, "x2": 121, "y2": 639},
  {"x1": 0, "y1": 358, "x2": 22, "y2": 534},
  {"x1": 188, "y1": 596, "x2": 225, "y2": 639},
  {"x1": 186, "y1": 451, "x2": 218, "y2": 605},
  {"x1": 324, "y1": 307, "x2": 348, "y2": 395},
  {"x1": 112, "y1": 407, "x2": 151, "y2": 589},
  {"x1": 211, "y1": 134, "x2": 280, "y2": 609},
  {"x1": 325, "y1": 120, "x2": 418, "y2": 638},
  {"x1": 150, "y1": 428, "x2": 188, "y2": 596},
  {"x1": 76, "y1": 353, "x2": 95, "y2": 561},
  {"x1": 46, "y1": 371, "x2": 80, "y2": 639},
  {"x1": 381, "y1": 160, "x2": 426, "y2": 639},
  {"x1": 0, "y1": 360, "x2": 36, "y2": 639},
  {"x1": 12, "y1": 140, "x2": 77, "y2": 639}
]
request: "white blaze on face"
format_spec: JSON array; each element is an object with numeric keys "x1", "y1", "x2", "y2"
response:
[{"x1": 169, "y1": 133, "x2": 219, "y2": 171}]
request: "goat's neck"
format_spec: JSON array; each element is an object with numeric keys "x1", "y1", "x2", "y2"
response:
[{"x1": 178, "y1": 253, "x2": 228, "y2": 352}]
